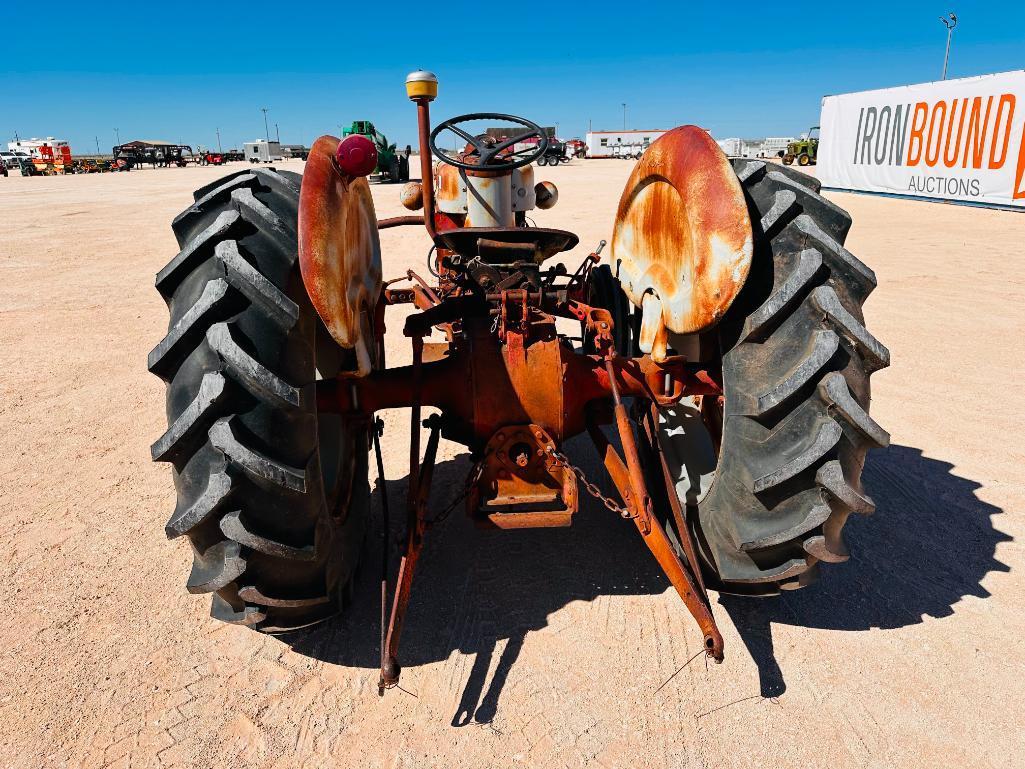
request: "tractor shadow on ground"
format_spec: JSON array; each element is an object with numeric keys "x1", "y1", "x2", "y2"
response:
[
  {"x1": 287, "y1": 442, "x2": 1009, "y2": 720},
  {"x1": 719, "y1": 444, "x2": 1011, "y2": 698},
  {"x1": 287, "y1": 434, "x2": 672, "y2": 724}
]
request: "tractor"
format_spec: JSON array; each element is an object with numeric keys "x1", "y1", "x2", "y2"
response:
[
  {"x1": 342, "y1": 120, "x2": 410, "y2": 182},
  {"x1": 782, "y1": 126, "x2": 820, "y2": 166},
  {"x1": 150, "y1": 71, "x2": 889, "y2": 694}
]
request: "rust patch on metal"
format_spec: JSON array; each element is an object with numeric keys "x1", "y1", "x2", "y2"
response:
[
  {"x1": 298, "y1": 134, "x2": 382, "y2": 376},
  {"x1": 435, "y1": 163, "x2": 463, "y2": 206},
  {"x1": 610, "y1": 126, "x2": 752, "y2": 340}
]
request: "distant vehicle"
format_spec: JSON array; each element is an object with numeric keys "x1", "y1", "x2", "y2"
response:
[
  {"x1": 245, "y1": 140, "x2": 283, "y2": 163},
  {"x1": 222, "y1": 149, "x2": 245, "y2": 162},
  {"x1": 536, "y1": 139, "x2": 570, "y2": 166},
  {"x1": 282, "y1": 145, "x2": 310, "y2": 160},
  {"x1": 564, "y1": 139, "x2": 587, "y2": 158},
  {"x1": 782, "y1": 126, "x2": 820, "y2": 166},
  {"x1": 199, "y1": 152, "x2": 225, "y2": 166},
  {"x1": 0, "y1": 150, "x2": 31, "y2": 170},
  {"x1": 72, "y1": 158, "x2": 106, "y2": 174},
  {"x1": 611, "y1": 143, "x2": 644, "y2": 160},
  {"x1": 16, "y1": 157, "x2": 42, "y2": 176},
  {"x1": 113, "y1": 142, "x2": 192, "y2": 168}
]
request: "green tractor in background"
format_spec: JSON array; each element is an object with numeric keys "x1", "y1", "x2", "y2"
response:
[
  {"x1": 342, "y1": 120, "x2": 411, "y2": 182},
  {"x1": 782, "y1": 125, "x2": 819, "y2": 166}
]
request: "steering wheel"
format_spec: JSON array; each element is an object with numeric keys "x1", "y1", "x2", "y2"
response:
[{"x1": 429, "y1": 112, "x2": 549, "y2": 172}]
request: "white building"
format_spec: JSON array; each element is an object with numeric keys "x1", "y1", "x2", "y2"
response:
[{"x1": 585, "y1": 130, "x2": 667, "y2": 158}]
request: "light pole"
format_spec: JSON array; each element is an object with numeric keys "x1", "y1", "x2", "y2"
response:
[
  {"x1": 261, "y1": 108, "x2": 270, "y2": 141},
  {"x1": 216, "y1": 127, "x2": 222, "y2": 153},
  {"x1": 622, "y1": 103, "x2": 627, "y2": 131},
  {"x1": 940, "y1": 12, "x2": 957, "y2": 80},
  {"x1": 275, "y1": 123, "x2": 280, "y2": 143},
  {"x1": 114, "y1": 127, "x2": 120, "y2": 145},
  {"x1": 95, "y1": 136, "x2": 100, "y2": 155}
]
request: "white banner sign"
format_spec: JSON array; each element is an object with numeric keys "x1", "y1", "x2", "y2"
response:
[{"x1": 818, "y1": 70, "x2": 1025, "y2": 209}]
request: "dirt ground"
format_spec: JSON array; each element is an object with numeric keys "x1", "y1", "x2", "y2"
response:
[{"x1": 0, "y1": 156, "x2": 1022, "y2": 769}]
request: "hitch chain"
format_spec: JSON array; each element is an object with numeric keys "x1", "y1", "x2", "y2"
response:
[
  {"x1": 427, "y1": 456, "x2": 485, "y2": 526},
  {"x1": 546, "y1": 446, "x2": 632, "y2": 519}
]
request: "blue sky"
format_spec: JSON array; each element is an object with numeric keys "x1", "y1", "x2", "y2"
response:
[{"x1": 2, "y1": 1, "x2": 1022, "y2": 153}]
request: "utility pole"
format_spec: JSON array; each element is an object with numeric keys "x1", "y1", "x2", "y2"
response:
[
  {"x1": 95, "y1": 136, "x2": 100, "y2": 155},
  {"x1": 261, "y1": 108, "x2": 270, "y2": 141},
  {"x1": 940, "y1": 12, "x2": 957, "y2": 80},
  {"x1": 275, "y1": 123, "x2": 280, "y2": 143},
  {"x1": 622, "y1": 103, "x2": 627, "y2": 131},
  {"x1": 114, "y1": 127, "x2": 120, "y2": 145},
  {"x1": 216, "y1": 127, "x2": 222, "y2": 153}
]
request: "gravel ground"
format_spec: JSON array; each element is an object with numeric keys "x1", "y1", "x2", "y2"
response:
[{"x1": 0, "y1": 157, "x2": 1022, "y2": 769}]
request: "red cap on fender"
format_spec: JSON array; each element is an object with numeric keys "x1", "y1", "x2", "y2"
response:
[{"x1": 335, "y1": 134, "x2": 378, "y2": 178}]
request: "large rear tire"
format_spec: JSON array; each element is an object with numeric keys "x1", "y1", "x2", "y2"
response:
[
  {"x1": 149, "y1": 167, "x2": 369, "y2": 632},
  {"x1": 657, "y1": 160, "x2": 889, "y2": 593}
]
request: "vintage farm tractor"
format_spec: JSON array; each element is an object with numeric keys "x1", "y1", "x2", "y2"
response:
[
  {"x1": 150, "y1": 71, "x2": 889, "y2": 693},
  {"x1": 783, "y1": 126, "x2": 821, "y2": 166}
]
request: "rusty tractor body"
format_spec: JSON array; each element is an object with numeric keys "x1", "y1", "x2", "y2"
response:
[{"x1": 151, "y1": 69, "x2": 889, "y2": 696}]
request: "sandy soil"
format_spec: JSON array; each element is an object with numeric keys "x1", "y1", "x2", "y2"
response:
[{"x1": 0, "y1": 156, "x2": 1022, "y2": 769}]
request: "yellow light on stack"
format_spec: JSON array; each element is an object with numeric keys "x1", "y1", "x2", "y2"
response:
[{"x1": 405, "y1": 70, "x2": 438, "y2": 101}]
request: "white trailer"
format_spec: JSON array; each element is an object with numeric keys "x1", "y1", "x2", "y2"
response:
[
  {"x1": 759, "y1": 137, "x2": 794, "y2": 157},
  {"x1": 585, "y1": 130, "x2": 667, "y2": 158},
  {"x1": 715, "y1": 137, "x2": 796, "y2": 158},
  {"x1": 8, "y1": 137, "x2": 71, "y2": 159},
  {"x1": 244, "y1": 140, "x2": 282, "y2": 163}
]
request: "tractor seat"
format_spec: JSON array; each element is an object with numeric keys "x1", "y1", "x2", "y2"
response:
[{"x1": 436, "y1": 226, "x2": 579, "y2": 264}]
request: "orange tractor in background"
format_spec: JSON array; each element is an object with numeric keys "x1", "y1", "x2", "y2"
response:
[{"x1": 150, "y1": 71, "x2": 889, "y2": 694}]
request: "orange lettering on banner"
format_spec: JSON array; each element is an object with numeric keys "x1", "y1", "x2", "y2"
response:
[
  {"x1": 1014, "y1": 124, "x2": 1025, "y2": 200},
  {"x1": 943, "y1": 98, "x2": 967, "y2": 167},
  {"x1": 906, "y1": 102, "x2": 929, "y2": 166},
  {"x1": 989, "y1": 94, "x2": 1015, "y2": 169},
  {"x1": 963, "y1": 96, "x2": 993, "y2": 169},
  {"x1": 925, "y1": 100, "x2": 948, "y2": 167}
]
